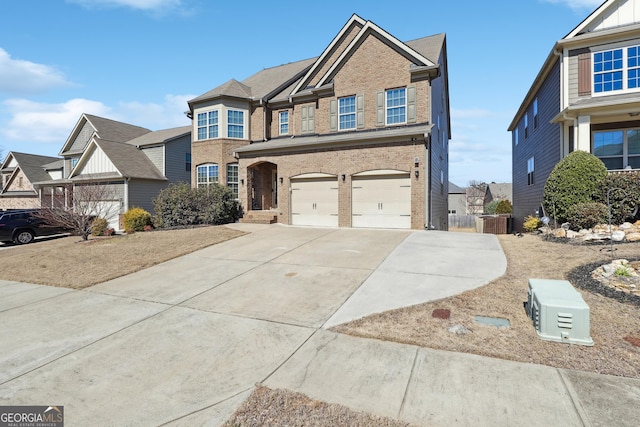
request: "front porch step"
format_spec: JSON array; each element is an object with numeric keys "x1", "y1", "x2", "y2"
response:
[{"x1": 240, "y1": 211, "x2": 278, "y2": 224}]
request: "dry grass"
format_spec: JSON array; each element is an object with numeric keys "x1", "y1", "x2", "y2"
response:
[
  {"x1": 333, "y1": 233, "x2": 640, "y2": 379},
  {"x1": 0, "y1": 226, "x2": 245, "y2": 289}
]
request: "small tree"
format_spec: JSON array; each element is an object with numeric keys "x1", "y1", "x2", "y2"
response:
[
  {"x1": 36, "y1": 183, "x2": 121, "y2": 241},
  {"x1": 543, "y1": 151, "x2": 607, "y2": 224},
  {"x1": 484, "y1": 200, "x2": 499, "y2": 215},
  {"x1": 495, "y1": 199, "x2": 513, "y2": 214},
  {"x1": 465, "y1": 180, "x2": 487, "y2": 215}
]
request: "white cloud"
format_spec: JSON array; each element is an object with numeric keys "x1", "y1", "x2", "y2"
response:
[
  {"x1": 1, "y1": 94, "x2": 193, "y2": 145},
  {"x1": 0, "y1": 48, "x2": 72, "y2": 95},
  {"x1": 542, "y1": 0, "x2": 604, "y2": 11},
  {"x1": 68, "y1": 0, "x2": 182, "y2": 11}
]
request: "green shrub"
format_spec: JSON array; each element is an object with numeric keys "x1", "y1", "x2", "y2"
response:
[
  {"x1": 565, "y1": 202, "x2": 608, "y2": 230},
  {"x1": 484, "y1": 200, "x2": 499, "y2": 215},
  {"x1": 123, "y1": 207, "x2": 152, "y2": 232},
  {"x1": 543, "y1": 151, "x2": 608, "y2": 224},
  {"x1": 91, "y1": 217, "x2": 109, "y2": 236},
  {"x1": 495, "y1": 199, "x2": 513, "y2": 214},
  {"x1": 153, "y1": 183, "x2": 241, "y2": 228},
  {"x1": 523, "y1": 215, "x2": 542, "y2": 232},
  {"x1": 596, "y1": 171, "x2": 640, "y2": 224}
]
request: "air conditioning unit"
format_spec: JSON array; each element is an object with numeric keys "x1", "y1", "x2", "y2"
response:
[{"x1": 526, "y1": 279, "x2": 594, "y2": 346}]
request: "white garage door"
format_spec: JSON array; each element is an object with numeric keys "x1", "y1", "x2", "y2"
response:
[
  {"x1": 291, "y1": 177, "x2": 339, "y2": 227},
  {"x1": 352, "y1": 172, "x2": 411, "y2": 229}
]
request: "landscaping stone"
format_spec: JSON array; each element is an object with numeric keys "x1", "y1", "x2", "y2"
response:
[
  {"x1": 448, "y1": 324, "x2": 470, "y2": 335},
  {"x1": 540, "y1": 222, "x2": 640, "y2": 243}
]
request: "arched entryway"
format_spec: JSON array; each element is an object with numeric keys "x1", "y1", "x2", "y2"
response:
[{"x1": 247, "y1": 161, "x2": 278, "y2": 211}]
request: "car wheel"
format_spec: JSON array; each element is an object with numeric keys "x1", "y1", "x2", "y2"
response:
[{"x1": 14, "y1": 230, "x2": 35, "y2": 244}]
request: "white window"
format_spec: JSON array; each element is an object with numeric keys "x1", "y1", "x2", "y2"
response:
[
  {"x1": 527, "y1": 157, "x2": 535, "y2": 186},
  {"x1": 593, "y1": 44, "x2": 640, "y2": 95},
  {"x1": 279, "y1": 111, "x2": 289, "y2": 135},
  {"x1": 514, "y1": 128, "x2": 519, "y2": 146},
  {"x1": 533, "y1": 98, "x2": 538, "y2": 128},
  {"x1": 197, "y1": 110, "x2": 218, "y2": 140},
  {"x1": 386, "y1": 88, "x2": 406, "y2": 125},
  {"x1": 197, "y1": 163, "x2": 218, "y2": 188},
  {"x1": 226, "y1": 163, "x2": 238, "y2": 198},
  {"x1": 227, "y1": 110, "x2": 244, "y2": 139},
  {"x1": 524, "y1": 112, "x2": 529, "y2": 138},
  {"x1": 593, "y1": 129, "x2": 640, "y2": 170},
  {"x1": 339, "y1": 96, "x2": 356, "y2": 130}
]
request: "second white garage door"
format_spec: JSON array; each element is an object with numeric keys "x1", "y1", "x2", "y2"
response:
[
  {"x1": 352, "y1": 171, "x2": 411, "y2": 229},
  {"x1": 291, "y1": 176, "x2": 339, "y2": 227}
]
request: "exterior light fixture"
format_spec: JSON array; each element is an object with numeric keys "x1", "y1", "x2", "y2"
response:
[
  {"x1": 341, "y1": 174, "x2": 346, "y2": 181},
  {"x1": 415, "y1": 170, "x2": 419, "y2": 178},
  {"x1": 240, "y1": 179, "x2": 244, "y2": 185},
  {"x1": 279, "y1": 177, "x2": 283, "y2": 184}
]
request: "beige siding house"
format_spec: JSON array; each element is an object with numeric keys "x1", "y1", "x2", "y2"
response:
[{"x1": 189, "y1": 14, "x2": 451, "y2": 230}]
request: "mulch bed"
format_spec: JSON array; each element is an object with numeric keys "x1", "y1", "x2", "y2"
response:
[{"x1": 568, "y1": 258, "x2": 640, "y2": 307}]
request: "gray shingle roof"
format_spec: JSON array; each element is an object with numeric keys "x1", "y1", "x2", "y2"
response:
[
  {"x1": 5, "y1": 152, "x2": 61, "y2": 185},
  {"x1": 84, "y1": 114, "x2": 151, "y2": 143},
  {"x1": 448, "y1": 182, "x2": 465, "y2": 194},
  {"x1": 91, "y1": 140, "x2": 166, "y2": 181},
  {"x1": 405, "y1": 33, "x2": 446, "y2": 65},
  {"x1": 125, "y1": 126, "x2": 191, "y2": 147}
]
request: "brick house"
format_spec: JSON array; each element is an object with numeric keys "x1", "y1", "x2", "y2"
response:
[
  {"x1": 0, "y1": 152, "x2": 62, "y2": 210},
  {"x1": 509, "y1": 0, "x2": 640, "y2": 230},
  {"x1": 189, "y1": 14, "x2": 450, "y2": 230}
]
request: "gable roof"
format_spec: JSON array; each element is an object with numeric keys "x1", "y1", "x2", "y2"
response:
[
  {"x1": 448, "y1": 182, "x2": 465, "y2": 194},
  {"x1": 1, "y1": 152, "x2": 61, "y2": 192},
  {"x1": 60, "y1": 114, "x2": 151, "y2": 155},
  {"x1": 70, "y1": 138, "x2": 166, "y2": 181},
  {"x1": 125, "y1": 125, "x2": 191, "y2": 147},
  {"x1": 485, "y1": 183, "x2": 513, "y2": 201}
]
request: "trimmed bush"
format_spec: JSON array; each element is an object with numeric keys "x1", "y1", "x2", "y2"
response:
[
  {"x1": 123, "y1": 207, "x2": 152, "y2": 232},
  {"x1": 565, "y1": 202, "x2": 608, "y2": 230},
  {"x1": 596, "y1": 171, "x2": 640, "y2": 224},
  {"x1": 523, "y1": 215, "x2": 542, "y2": 232},
  {"x1": 543, "y1": 151, "x2": 608, "y2": 224},
  {"x1": 91, "y1": 217, "x2": 109, "y2": 236},
  {"x1": 495, "y1": 199, "x2": 513, "y2": 214},
  {"x1": 153, "y1": 183, "x2": 241, "y2": 228}
]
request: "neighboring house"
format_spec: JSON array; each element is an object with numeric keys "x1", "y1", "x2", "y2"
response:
[
  {"x1": 509, "y1": 0, "x2": 640, "y2": 230},
  {"x1": 484, "y1": 182, "x2": 512, "y2": 211},
  {"x1": 37, "y1": 114, "x2": 191, "y2": 230},
  {"x1": 448, "y1": 182, "x2": 467, "y2": 215},
  {"x1": 0, "y1": 152, "x2": 62, "y2": 210},
  {"x1": 188, "y1": 14, "x2": 450, "y2": 230}
]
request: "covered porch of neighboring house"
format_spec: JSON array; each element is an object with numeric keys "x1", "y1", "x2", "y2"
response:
[
  {"x1": 36, "y1": 181, "x2": 73, "y2": 209},
  {"x1": 241, "y1": 161, "x2": 279, "y2": 224}
]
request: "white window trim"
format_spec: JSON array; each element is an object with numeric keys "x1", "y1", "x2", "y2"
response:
[
  {"x1": 196, "y1": 163, "x2": 218, "y2": 188},
  {"x1": 226, "y1": 162, "x2": 239, "y2": 198},
  {"x1": 592, "y1": 41, "x2": 640, "y2": 97},
  {"x1": 279, "y1": 111, "x2": 289, "y2": 135},
  {"x1": 196, "y1": 110, "x2": 219, "y2": 141},
  {"x1": 227, "y1": 109, "x2": 245, "y2": 139},
  {"x1": 592, "y1": 128, "x2": 640, "y2": 170},
  {"x1": 527, "y1": 157, "x2": 535, "y2": 186},
  {"x1": 338, "y1": 96, "x2": 356, "y2": 131},
  {"x1": 385, "y1": 88, "x2": 407, "y2": 126}
]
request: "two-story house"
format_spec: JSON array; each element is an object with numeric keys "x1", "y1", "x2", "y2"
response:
[
  {"x1": 189, "y1": 14, "x2": 450, "y2": 230},
  {"x1": 38, "y1": 114, "x2": 191, "y2": 230},
  {"x1": 509, "y1": 0, "x2": 640, "y2": 230}
]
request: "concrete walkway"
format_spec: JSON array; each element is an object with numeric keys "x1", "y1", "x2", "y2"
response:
[{"x1": 0, "y1": 224, "x2": 638, "y2": 426}]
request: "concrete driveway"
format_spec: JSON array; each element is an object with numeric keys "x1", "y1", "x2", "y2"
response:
[{"x1": 1, "y1": 224, "x2": 637, "y2": 426}]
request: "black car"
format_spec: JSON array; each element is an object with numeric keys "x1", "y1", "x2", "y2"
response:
[{"x1": 0, "y1": 210, "x2": 68, "y2": 244}]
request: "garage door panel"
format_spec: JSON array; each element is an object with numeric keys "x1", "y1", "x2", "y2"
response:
[
  {"x1": 291, "y1": 178, "x2": 338, "y2": 227},
  {"x1": 352, "y1": 174, "x2": 411, "y2": 229}
]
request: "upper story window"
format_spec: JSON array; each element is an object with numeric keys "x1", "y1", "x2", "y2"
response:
[
  {"x1": 514, "y1": 128, "x2": 519, "y2": 146},
  {"x1": 185, "y1": 153, "x2": 191, "y2": 172},
  {"x1": 226, "y1": 163, "x2": 238, "y2": 198},
  {"x1": 524, "y1": 112, "x2": 529, "y2": 138},
  {"x1": 196, "y1": 163, "x2": 218, "y2": 188},
  {"x1": 533, "y1": 98, "x2": 538, "y2": 128},
  {"x1": 197, "y1": 110, "x2": 218, "y2": 140},
  {"x1": 593, "y1": 45, "x2": 640, "y2": 95},
  {"x1": 227, "y1": 110, "x2": 244, "y2": 139},
  {"x1": 527, "y1": 157, "x2": 535, "y2": 186},
  {"x1": 386, "y1": 88, "x2": 406, "y2": 125},
  {"x1": 339, "y1": 96, "x2": 356, "y2": 130},
  {"x1": 279, "y1": 111, "x2": 289, "y2": 135},
  {"x1": 593, "y1": 128, "x2": 640, "y2": 170}
]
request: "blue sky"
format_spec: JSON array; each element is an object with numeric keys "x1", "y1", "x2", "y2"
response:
[{"x1": 0, "y1": 0, "x2": 604, "y2": 186}]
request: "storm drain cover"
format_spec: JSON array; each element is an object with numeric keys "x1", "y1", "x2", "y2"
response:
[{"x1": 474, "y1": 316, "x2": 510, "y2": 328}]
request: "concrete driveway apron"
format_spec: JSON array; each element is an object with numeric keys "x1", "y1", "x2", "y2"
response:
[{"x1": 5, "y1": 224, "x2": 594, "y2": 427}]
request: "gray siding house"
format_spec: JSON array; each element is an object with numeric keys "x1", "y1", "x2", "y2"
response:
[
  {"x1": 39, "y1": 114, "x2": 191, "y2": 230},
  {"x1": 509, "y1": 0, "x2": 640, "y2": 230}
]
